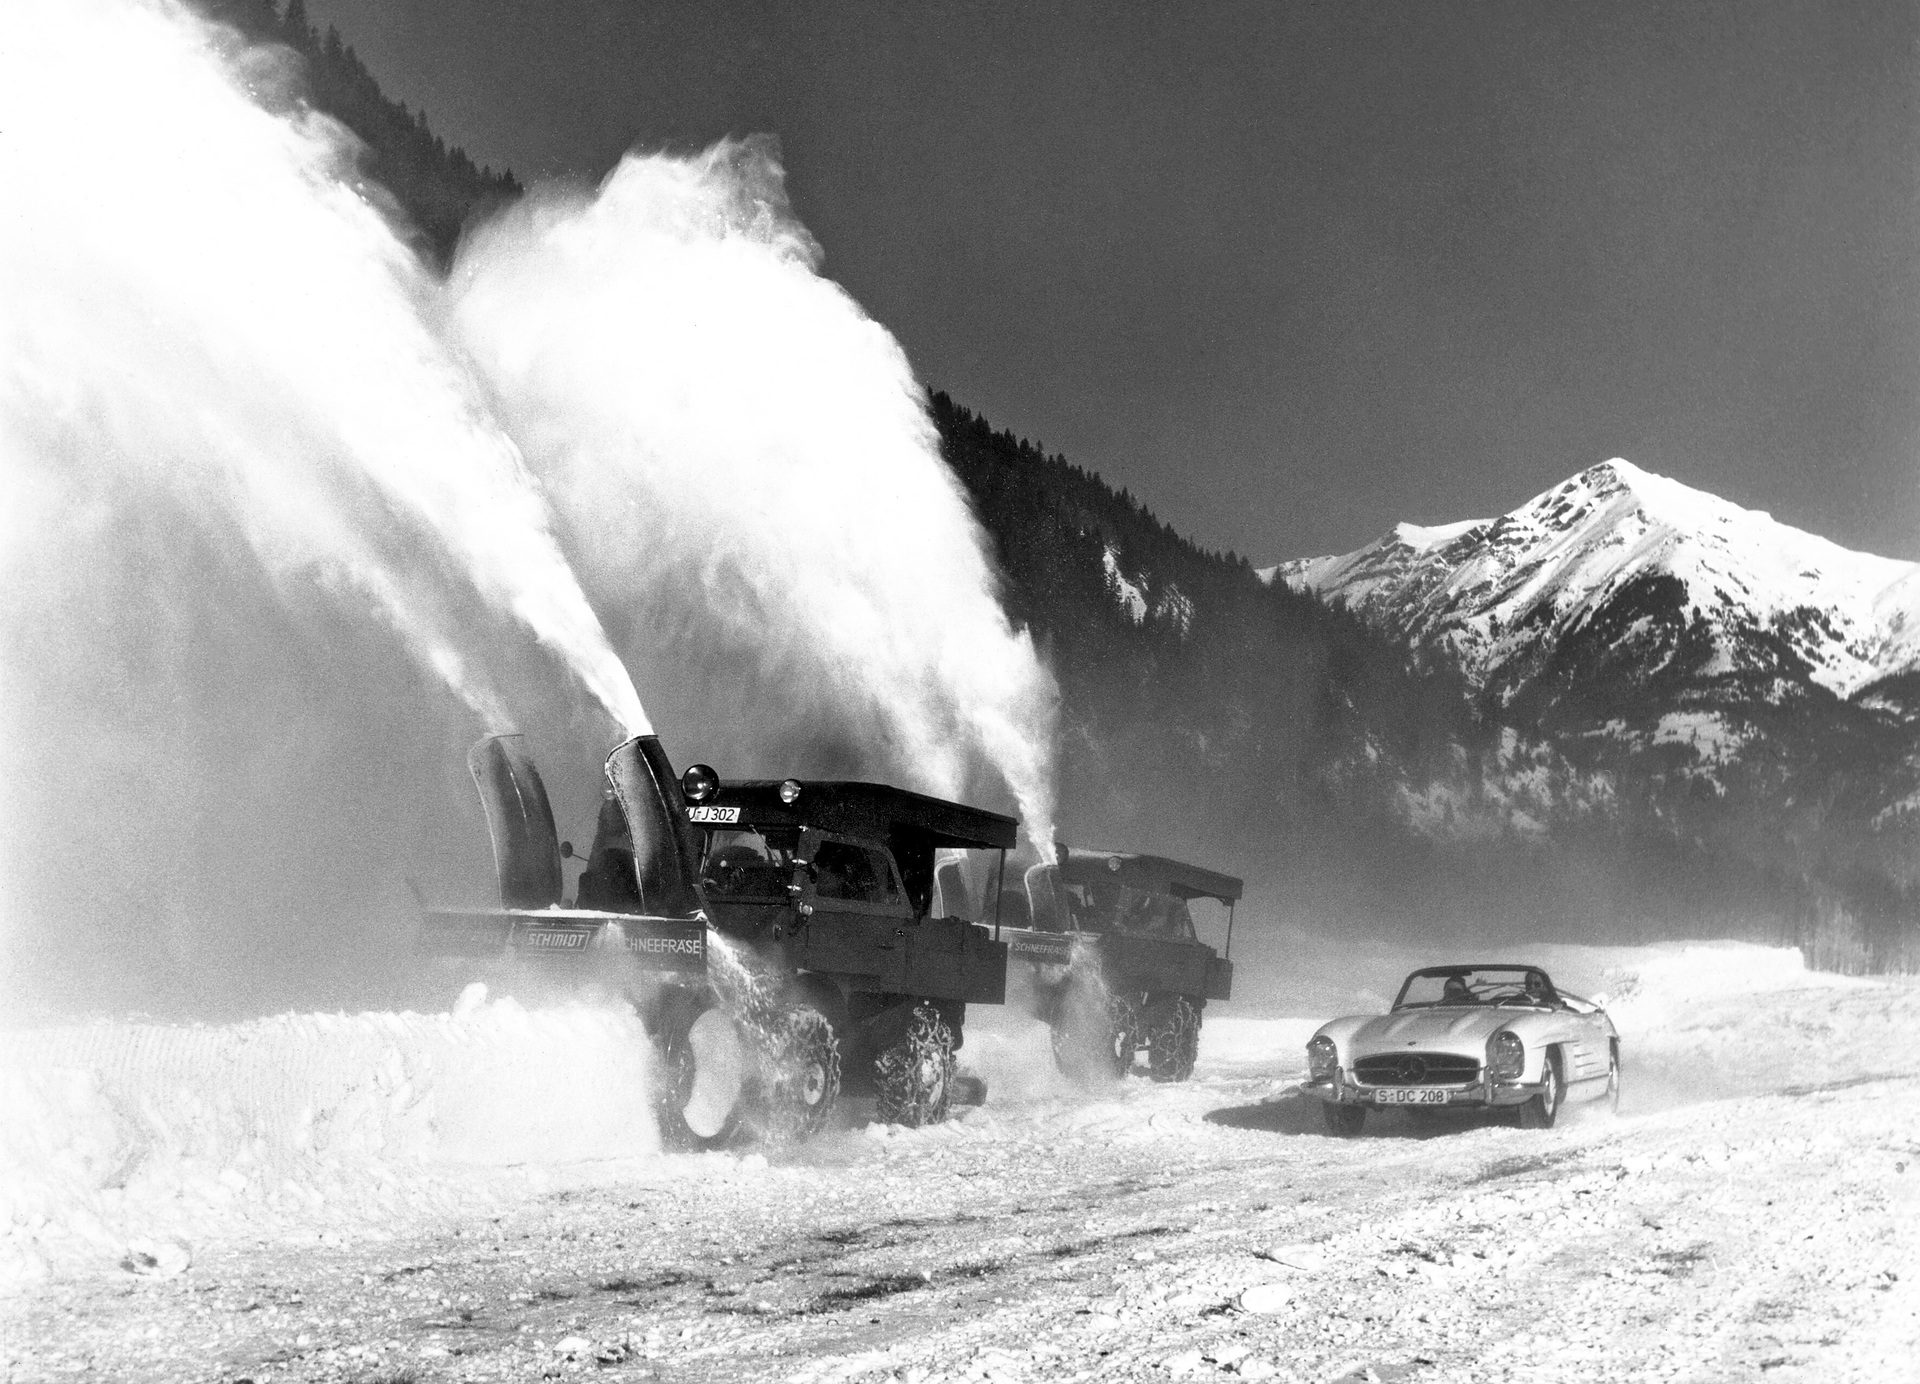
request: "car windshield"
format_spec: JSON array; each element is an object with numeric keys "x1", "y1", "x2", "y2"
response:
[
  {"x1": 700, "y1": 829, "x2": 799, "y2": 901},
  {"x1": 1393, "y1": 967, "x2": 1556, "y2": 1010}
]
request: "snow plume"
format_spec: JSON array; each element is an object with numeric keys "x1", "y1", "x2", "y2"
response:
[
  {"x1": 447, "y1": 139, "x2": 1058, "y2": 848},
  {"x1": 0, "y1": 0, "x2": 646, "y2": 737}
]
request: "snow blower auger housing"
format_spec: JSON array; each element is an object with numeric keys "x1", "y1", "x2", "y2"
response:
[
  {"x1": 987, "y1": 847, "x2": 1239, "y2": 1084},
  {"x1": 421, "y1": 734, "x2": 1017, "y2": 1148}
]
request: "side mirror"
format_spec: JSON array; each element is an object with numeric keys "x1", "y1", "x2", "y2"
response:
[{"x1": 559, "y1": 840, "x2": 575, "y2": 859}]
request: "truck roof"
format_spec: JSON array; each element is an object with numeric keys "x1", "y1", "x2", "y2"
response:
[
  {"x1": 1056, "y1": 846, "x2": 1244, "y2": 904},
  {"x1": 702, "y1": 780, "x2": 1019, "y2": 851}
]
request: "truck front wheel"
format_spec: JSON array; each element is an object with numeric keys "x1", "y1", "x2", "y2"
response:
[
  {"x1": 1050, "y1": 988, "x2": 1140, "y2": 1084},
  {"x1": 756, "y1": 1006, "x2": 842, "y2": 1144},
  {"x1": 874, "y1": 1002, "x2": 956, "y2": 1127},
  {"x1": 651, "y1": 992, "x2": 749, "y2": 1151}
]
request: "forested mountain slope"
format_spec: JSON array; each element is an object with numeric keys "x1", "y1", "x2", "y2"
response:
[
  {"x1": 937, "y1": 399, "x2": 1918, "y2": 970},
  {"x1": 196, "y1": 0, "x2": 517, "y2": 261}
]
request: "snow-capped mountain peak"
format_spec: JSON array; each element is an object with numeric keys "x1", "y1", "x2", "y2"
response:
[{"x1": 1270, "y1": 459, "x2": 1920, "y2": 702}]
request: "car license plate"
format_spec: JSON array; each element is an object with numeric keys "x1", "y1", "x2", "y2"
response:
[
  {"x1": 1373, "y1": 1088, "x2": 1449, "y2": 1105},
  {"x1": 686, "y1": 805, "x2": 741, "y2": 824}
]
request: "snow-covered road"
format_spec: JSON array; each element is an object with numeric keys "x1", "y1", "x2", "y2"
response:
[{"x1": 4, "y1": 943, "x2": 1917, "y2": 1383}]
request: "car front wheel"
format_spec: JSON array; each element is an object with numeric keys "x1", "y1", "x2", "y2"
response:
[
  {"x1": 1517, "y1": 1052, "x2": 1562, "y2": 1130},
  {"x1": 1321, "y1": 1101, "x2": 1366, "y2": 1137}
]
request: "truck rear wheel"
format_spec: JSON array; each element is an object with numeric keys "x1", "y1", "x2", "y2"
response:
[
  {"x1": 755, "y1": 1006, "x2": 842, "y2": 1145},
  {"x1": 651, "y1": 992, "x2": 749, "y2": 1151},
  {"x1": 874, "y1": 1003, "x2": 956, "y2": 1127},
  {"x1": 1143, "y1": 994, "x2": 1201, "y2": 1082}
]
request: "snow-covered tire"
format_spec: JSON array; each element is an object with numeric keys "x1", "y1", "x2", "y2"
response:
[
  {"x1": 1050, "y1": 988, "x2": 1140, "y2": 1084},
  {"x1": 754, "y1": 1006, "x2": 842, "y2": 1146},
  {"x1": 651, "y1": 992, "x2": 749, "y2": 1152},
  {"x1": 1322, "y1": 1101, "x2": 1366, "y2": 1137},
  {"x1": 874, "y1": 1003, "x2": 956, "y2": 1127},
  {"x1": 1143, "y1": 994, "x2": 1201, "y2": 1083},
  {"x1": 1518, "y1": 1051, "x2": 1563, "y2": 1130}
]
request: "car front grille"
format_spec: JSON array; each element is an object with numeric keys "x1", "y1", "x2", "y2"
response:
[{"x1": 1353, "y1": 1053, "x2": 1480, "y2": 1087}]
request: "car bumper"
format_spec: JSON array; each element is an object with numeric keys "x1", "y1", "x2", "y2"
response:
[{"x1": 1301, "y1": 1076, "x2": 1548, "y2": 1109}]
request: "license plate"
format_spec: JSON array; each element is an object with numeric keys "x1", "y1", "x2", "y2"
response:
[
  {"x1": 1373, "y1": 1088, "x2": 1450, "y2": 1105},
  {"x1": 686, "y1": 805, "x2": 741, "y2": 824}
]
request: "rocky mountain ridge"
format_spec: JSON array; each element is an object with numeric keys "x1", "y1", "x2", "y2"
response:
[{"x1": 1266, "y1": 460, "x2": 1920, "y2": 758}]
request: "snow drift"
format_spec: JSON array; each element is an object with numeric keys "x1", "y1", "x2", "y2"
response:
[
  {"x1": 0, "y1": 988, "x2": 658, "y2": 1288},
  {"x1": 1, "y1": 937, "x2": 1887, "y2": 1292}
]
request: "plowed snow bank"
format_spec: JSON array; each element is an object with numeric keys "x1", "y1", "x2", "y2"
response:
[{"x1": 0, "y1": 987, "x2": 658, "y2": 1286}]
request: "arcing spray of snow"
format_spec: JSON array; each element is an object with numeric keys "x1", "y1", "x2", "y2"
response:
[
  {"x1": 447, "y1": 139, "x2": 1056, "y2": 844},
  {"x1": 0, "y1": 0, "x2": 646, "y2": 736}
]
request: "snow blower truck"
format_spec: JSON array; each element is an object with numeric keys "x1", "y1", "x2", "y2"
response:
[
  {"x1": 937, "y1": 846, "x2": 1238, "y2": 1083},
  {"x1": 420, "y1": 734, "x2": 1018, "y2": 1148}
]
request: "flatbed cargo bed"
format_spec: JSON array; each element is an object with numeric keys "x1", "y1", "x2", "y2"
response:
[{"x1": 997, "y1": 925, "x2": 1232, "y2": 1001}]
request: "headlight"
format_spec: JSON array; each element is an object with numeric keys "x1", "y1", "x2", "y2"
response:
[
  {"x1": 1307, "y1": 1035, "x2": 1339, "y2": 1081},
  {"x1": 680, "y1": 763, "x2": 719, "y2": 803},
  {"x1": 1487, "y1": 1030, "x2": 1525, "y2": 1081}
]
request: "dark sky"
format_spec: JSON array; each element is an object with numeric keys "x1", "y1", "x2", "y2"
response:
[{"x1": 308, "y1": 0, "x2": 1920, "y2": 564}]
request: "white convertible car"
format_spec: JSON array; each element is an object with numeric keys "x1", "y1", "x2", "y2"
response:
[{"x1": 1303, "y1": 964, "x2": 1619, "y2": 1136}]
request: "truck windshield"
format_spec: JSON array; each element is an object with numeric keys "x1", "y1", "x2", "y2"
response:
[
  {"x1": 1061, "y1": 879, "x2": 1195, "y2": 941},
  {"x1": 811, "y1": 839, "x2": 908, "y2": 908},
  {"x1": 700, "y1": 829, "x2": 798, "y2": 901}
]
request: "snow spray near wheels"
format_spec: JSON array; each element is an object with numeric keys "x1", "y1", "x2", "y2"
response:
[
  {"x1": 1046, "y1": 943, "x2": 1136, "y2": 1085},
  {"x1": 622, "y1": 934, "x2": 849, "y2": 1153}
]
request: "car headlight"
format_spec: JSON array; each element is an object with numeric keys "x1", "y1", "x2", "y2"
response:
[
  {"x1": 1487, "y1": 1030, "x2": 1525, "y2": 1082},
  {"x1": 1307, "y1": 1035, "x2": 1339, "y2": 1081}
]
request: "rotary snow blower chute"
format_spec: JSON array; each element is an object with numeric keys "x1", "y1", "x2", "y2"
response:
[{"x1": 421, "y1": 734, "x2": 1017, "y2": 1147}]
